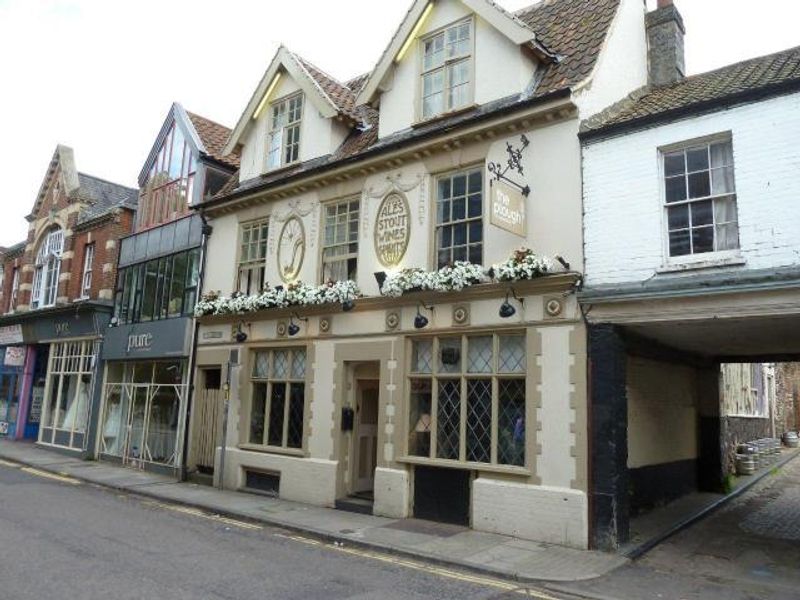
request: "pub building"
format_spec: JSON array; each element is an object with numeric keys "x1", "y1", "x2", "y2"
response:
[
  {"x1": 95, "y1": 104, "x2": 239, "y2": 476},
  {"x1": 0, "y1": 145, "x2": 137, "y2": 454},
  {"x1": 192, "y1": 0, "x2": 651, "y2": 549}
]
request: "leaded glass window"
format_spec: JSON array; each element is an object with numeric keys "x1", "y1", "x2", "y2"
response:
[
  {"x1": 407, "y1": 334, "x2": 526, "y2": 467},
  {"x1": 250, "y1": 348, "x2": 306, "y2": 450}
]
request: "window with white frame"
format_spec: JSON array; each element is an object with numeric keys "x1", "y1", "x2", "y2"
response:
[
  {"x1": 9, "y1": 267, "x2": 19, "y2": 312},
  {"x1": 237, "y1": 220, "x2": 269, "y2": 294},
  {"x1": 421, "y1": 19, "x2": 472, "y2": 120},
  {"x1": 31, "y1": 228, "x2": 64, "y2": 309},
  {"x1": 435, "y1": 167, "x2": 483, "y2": 268},
  {"x1": 408, "y1": 334, "x2": 526, "y2": 467},
  {"x1": 663, "y1": 139, "x2": 738, "y2": 257},
  {"x1": 81, "y1": 243, "x2": 95, "y2": 298},
  {"x1": 249, "y1": 348, "x2": 306, "y2": 450},
  {"x1": 267, "y1": 93, "x2": 304, "y2": 170},
  {"x1": 321, "y1": 199, "x2": 359, "y2": 282}
]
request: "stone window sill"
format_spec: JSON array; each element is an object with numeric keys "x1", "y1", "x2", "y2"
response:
[
  {"x1": 657, "y1": 254, "x2": 746, "y2": 274},
  {"x1": 397, "y1": 455, "x2": 531, "y2": 477}
]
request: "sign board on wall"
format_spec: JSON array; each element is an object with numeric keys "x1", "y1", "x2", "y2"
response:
[
  {"x1": 4, "y1": 346, "x2": 25, "y2": 367},
  {"x1": 0, "y1": 325, "x2": 23, "y2": 345},
  {"x1": 490, "y1": 181, "x2": 527, "y2": 238},
  {"x1": 29, "y1": 387, "x2": 44, "y2": 424},
  {"x1": 374, "y1": 192, "x2": 411, "y2": 267}
]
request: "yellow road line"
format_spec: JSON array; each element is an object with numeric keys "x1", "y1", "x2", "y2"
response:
[
  {"x1": 0, "y1": 459, "x2": 21, "y2": 468},
  {"x1": 145, "y1": 500, "x2": 263, "y2": 531},
  {"x1": 275, "y1": 533, "x2": 562, "y2": 599},
  {"x1": 20, "y1": 466, "x2": 81, "y2": 485}
]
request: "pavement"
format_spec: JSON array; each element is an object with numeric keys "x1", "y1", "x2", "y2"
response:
[{"x1": 0, "y1": 439, "x2": 626, "y2": 585}]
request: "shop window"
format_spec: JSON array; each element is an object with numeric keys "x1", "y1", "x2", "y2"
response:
[
  {"x1": 408, "y1": 334, "x2": 526, "y2": 467},
  {"x1": 39, "y1": 340, "x2": 97, "y2": 450},
  {"x1": 435, "y1": 168, "x2": 483, "y2": 268},
  {"x1": 237, "y1": 220, "x2": 269, "y2": 295},
  {"x1": 249, "y1": 348, "x2": 306, "y2": 450},
  {"x1": 321, "y1": 199, "x2": 359, "y2": 282},
  {"x1": 113, "y1": 248, "x2": 200, "y2": 325}
]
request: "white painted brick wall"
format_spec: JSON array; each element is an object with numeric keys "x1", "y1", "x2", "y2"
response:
[
  {"x1": 583, "y1": 92, "x2": 800, "y2": 286},
  {"x1": 472, "y1": 478, "x2": 588, "y2": 549}
]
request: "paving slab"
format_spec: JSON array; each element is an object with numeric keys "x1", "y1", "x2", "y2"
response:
[{"x1": 0, "y1": 439, "x2": 626, "y2": 583}]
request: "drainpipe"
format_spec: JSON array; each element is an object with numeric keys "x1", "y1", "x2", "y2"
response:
[{"x1": 180, "y1": 211, "x2": 212, "y2": 480}]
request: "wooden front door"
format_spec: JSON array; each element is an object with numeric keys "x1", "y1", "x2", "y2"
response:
[{"x1": 352, "y1": 380, "x2": 379, "y2": 494}]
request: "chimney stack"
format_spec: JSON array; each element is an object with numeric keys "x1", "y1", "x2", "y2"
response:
[{"x1": 646, "y1": 0, "x2": 685, "y2": 87}]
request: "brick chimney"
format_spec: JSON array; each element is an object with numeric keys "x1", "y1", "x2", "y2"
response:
[{"x1": 646, "y1": 0, "x2": 685, "y2": 86}]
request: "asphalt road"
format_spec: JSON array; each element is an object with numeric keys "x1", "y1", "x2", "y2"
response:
[{"x1": 0, "y1": 462, "x2": 570, "y2": 600}]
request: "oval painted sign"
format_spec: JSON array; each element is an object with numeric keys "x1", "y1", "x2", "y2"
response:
[{"x1": 374, "y1": 192, "x2": 410, "y2": 268}]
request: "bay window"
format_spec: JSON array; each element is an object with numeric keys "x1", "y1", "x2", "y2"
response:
[
  {"x1": 663, "y1": 138, "x2": 738, "y2": 257},
  {"x1": 267, "y1": 93, "x2": 303, "y2": 170},
  {"x1": 421, "y1": 19, "x2": 472, "y2": 120},
  {"x1": 249, "y1": 348, "x2": 306, "y2": 450},
  {"x1": 408, "y1": 334, "x2": 526, "y2": 467}
]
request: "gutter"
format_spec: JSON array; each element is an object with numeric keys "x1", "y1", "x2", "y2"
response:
[{"x1": 201, "y1": 88, "x2": 572, "y2": 210}]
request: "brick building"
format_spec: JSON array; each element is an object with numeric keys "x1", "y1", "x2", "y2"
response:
[{"x1": 0, "y1": 145, "x2": 136, "y2": 454}]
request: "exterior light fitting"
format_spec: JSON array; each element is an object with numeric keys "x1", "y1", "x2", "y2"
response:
[
  {"x1": 499, "y1": 289, "x2": 523, "y2": 319},
  {"x1": 253, "y1": 72, "x2": 283, "y2": 121},
  {"x1": 395, "y1": 2, "x2": 433, "y2": 63},
  {"x1": 414, "y1": 301, "x2": 434, "y2": 329},
  {"x1": 342, "y1": 300, "x2": 355, "y2": 312},
  {"x1": 555, "y1": 255, "x2": 571, "y2": 270},
  {"x1": 374, "y1": 271, "x2": 387, "y2": 291},
  {"x1": 235, "y1": 322, "x2": 248, "y2": 343},
  {"x1": 288, "y1": 313, "x2": 308, "y2": 337}
]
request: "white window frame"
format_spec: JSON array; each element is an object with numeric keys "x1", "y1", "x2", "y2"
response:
[
  {"x1": 81, "y1": 243, "x2": 95, "y2": 298},
  {"x1": 267, "y1": 93, "x2": 304, "y2": 171},
  {"x1": 237, "y1": 220, "x2": 269, "y2": 295},
  {"x1": 31, "y1": 229, "x2": 64, "y2": 309},
  {"x1": 419, "y1": 18, "x2": 474, "y2": 121},
  {"x1": 660, "y1": 135, "x2": 740, "y2": 266},
  {"x1": 320, "y1": 198, "x2": 360, "y2": 283},
  {"x1": 434, "y1": 166, "x2": 484, "y2": 269},
  {"x1": 9, "y1": 267, "x2": 19, "y2": 312}
]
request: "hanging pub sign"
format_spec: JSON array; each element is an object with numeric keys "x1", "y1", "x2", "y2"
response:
[
  {"x1": 374, "y1": 192, "x2": 411, "y2": 267},
  {"x1": 490, "y1": 180, "x2": 527, "y2": 237}
]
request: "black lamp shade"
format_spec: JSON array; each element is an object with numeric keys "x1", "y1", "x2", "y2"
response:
[
  {"x1": 288, "y1": 322, "x2": 301, "y2": 336},
  {"x1": 342, "y1": 300, "x2": 355, "y2": 312},
  {"x1": 414, "y1": 313, "x2": 429, "y2": 329},
  {"x1": 235, "y1": 330, "x2": 248, "y2": 343},
  {"x1": 499, "y1": 302, "x2": 516, "y2": 319},
  {"x1": 374, "y1": 271, "x2": 387, "y2": 289}
]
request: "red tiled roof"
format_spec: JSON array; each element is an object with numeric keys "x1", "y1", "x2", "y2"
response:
[{"x1": 186, "y1": 111, "x2": 241, "y2": 169}]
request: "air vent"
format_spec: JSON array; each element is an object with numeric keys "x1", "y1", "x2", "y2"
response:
[{"x1": 244, "y1": 469, "x2": 280, "y2": 497}]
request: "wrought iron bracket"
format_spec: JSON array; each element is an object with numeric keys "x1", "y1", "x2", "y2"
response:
[{"x1": 488, "y1": 134, "x2": 531, "y2": 197}]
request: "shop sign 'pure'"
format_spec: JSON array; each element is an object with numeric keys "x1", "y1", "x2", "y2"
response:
[{"x1": 374, "y1": 192, "x2": 411, "y2": 267}]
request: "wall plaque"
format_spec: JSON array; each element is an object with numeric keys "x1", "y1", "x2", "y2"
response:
[
  {"x1": 278, "y1": 216, "x2": 305, "y2": 283},
  {"x1": 374, "y1": 192, "x2": 411, "y2": 268},
  {"x1": 4, "y1": 346, "x2": 25, "y2": 367},
  {"x1": 490, "y1": 180, "x2": 527, "y2": 237}
]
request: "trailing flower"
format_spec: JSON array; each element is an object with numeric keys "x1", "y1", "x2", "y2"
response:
[
  {"x1": 380, "y1": 261, "x2": 488, "y2": 297},
  {"x1": 194, "y1": 280, "x2": 360, "y2": 317}
]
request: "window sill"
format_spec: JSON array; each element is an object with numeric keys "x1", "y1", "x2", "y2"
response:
[
  {"x1": 262, "y1": 161, "x2": 301, "y2": 177},
  {"x1": 657, "y1": 254, "x2": 745, "y2": 274},
  {"x1": 238, "y1": 443, "x2": 305, "y2": 458},
  {"x1": 725, "y1": 414, "x2": 769, "y2": 420},
  {"x1": 412, "y1": 104, "x2": 479, "y2": 129},
  {"x1": 397, "y1": 455, "x2": 531, "y2": 477}
]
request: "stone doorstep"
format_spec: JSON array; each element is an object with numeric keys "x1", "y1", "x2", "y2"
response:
[{"x1": 0, "y1": 440, "x2": 625, "y2": 584}]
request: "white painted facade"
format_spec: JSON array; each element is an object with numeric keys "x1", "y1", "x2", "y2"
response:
[{"x1": 583, "y1": 91, "x2": 800, "y2": 287}]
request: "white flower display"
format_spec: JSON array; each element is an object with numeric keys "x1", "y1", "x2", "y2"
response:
[{"x1": 194, "y1": 249, "x2": 556, "y2": 317}]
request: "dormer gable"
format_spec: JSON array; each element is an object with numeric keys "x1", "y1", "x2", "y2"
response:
[
  {"x1": 224, "y1": 46, "x2": 362, "y2": 182},
  {"x1": 27, "y1": 145, "x2": 82, "y2": 222}
]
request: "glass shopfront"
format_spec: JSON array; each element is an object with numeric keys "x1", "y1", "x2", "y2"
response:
[{"x1": 99, "y1": 360, "x2": 188, "y2": 468}]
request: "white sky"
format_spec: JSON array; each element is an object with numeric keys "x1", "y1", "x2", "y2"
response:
[{"x1": 0, "y1": 0, "x2": 797, "y2": 246}]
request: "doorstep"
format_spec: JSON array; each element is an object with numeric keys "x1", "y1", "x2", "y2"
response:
[{"x1": 0, "y1": 438, "x2": 627, "y2": 583}]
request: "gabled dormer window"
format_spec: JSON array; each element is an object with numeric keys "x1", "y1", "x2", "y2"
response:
[
  {"x1": 421, "y1": 19, "x2": 473, "y2": 120},
  {"x1": 267, "y1": 93, "x2": 304, "y2": 170}
]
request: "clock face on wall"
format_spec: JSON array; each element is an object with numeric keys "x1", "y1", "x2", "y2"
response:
[{"x1": 277, "y1": 216, "x2": 305, "y2": 282}]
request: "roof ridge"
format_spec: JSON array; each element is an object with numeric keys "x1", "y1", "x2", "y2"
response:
[
  {"x1": 293, "y1": 52, "x2": 350, "y2": 89},
  {"x1": 672, "y1": 43, "x2": 800, "y2": 85},
  {"x1": 185, "y1": 110, "x2": 233, "y2": 133},
  {"x1": 287, "y1": 49, "x2": 342, "y2": 112},
  {"x1": 77, "y1": 172, "x2": 137, "y2": 192}
]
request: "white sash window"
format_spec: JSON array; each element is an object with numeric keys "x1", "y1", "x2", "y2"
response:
[{"x1": 32, "y1": 228, "x2": 64, "y2": 309}]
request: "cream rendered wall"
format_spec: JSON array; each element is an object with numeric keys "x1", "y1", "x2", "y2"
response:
[
  {"x1": 202, "y1": 212, "x2": 240, "y2": 295},
  {"x1": 573, "y1": 0, "x2": 648, "y2": 120},
  {"x1": 239, "y1": 74, "x2": 349, "y2": 182},
  {"x1": 584, "y1": 92, "x2": 800, "y2": 286},
  {"x1": 627, "y1": 356, "x2": 698, "y2": 469},
  {"x1": 377, "y1": 0, "x2": 536, "y2": 139}
]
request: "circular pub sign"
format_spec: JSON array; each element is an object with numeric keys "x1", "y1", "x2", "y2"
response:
[{"x1": 373, "y1": 192, "x2": 411, "y2": 268}]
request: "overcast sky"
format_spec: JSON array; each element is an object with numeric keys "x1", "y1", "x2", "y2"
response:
[{"x1": 0, "y1": 0, "x2": 797, "y2": 246}]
